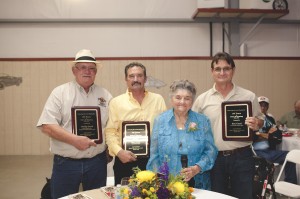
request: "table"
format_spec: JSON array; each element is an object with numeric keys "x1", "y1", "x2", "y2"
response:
[
  {"x1": 278, "y1": 132, "x2": 300, "y2": 184},
  {"x1": 60, "y1": 188, "x2": 237, "y2": 199},
  {"x1": 280, "y1": 135, "x2": 300, "y2": 151}
]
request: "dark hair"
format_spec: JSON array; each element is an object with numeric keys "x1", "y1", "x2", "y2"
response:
[
  {"x1": 211, "y1": 52, "x2": 235, "y2": 69},
  {"x1": 169, "y1": 80, "x2": 197, "y2": 101},
  {"x1": 124, "y1": 62, "x2": 147, "y2": 78}
]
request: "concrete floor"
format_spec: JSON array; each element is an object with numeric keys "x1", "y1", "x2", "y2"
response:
[
  {"x1": 0, "y1": 155, "x2": 290, "y2": 199},
  {"x1": 0, "y1": 155, "x2": 52, "y2": 199},
  {"x1": 0, "y1": 155, "x2": 114, "y2": 199}
]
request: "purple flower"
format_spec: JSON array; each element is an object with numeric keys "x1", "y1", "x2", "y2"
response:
[
  {"x1": 158, "y1": 161, "x2": 169, "y2": 182},
  {"x1": 157, "y1": 187, "x2": 170, "y2": 199},
  {"x1": 130, "y1": 186, "x2": 141, "y2": 197}
]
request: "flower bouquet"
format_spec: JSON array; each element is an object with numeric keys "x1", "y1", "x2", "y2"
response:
[{"x1": 119, "y1": 162, "x2": 195, "y2": 199}]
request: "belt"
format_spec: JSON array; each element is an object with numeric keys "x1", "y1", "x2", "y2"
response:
[
  {"x1": 54, "y1": 150, "x2": 105, "y2": 161},
  {"x1": 218, "y1": 145, "x2": 250, "y2": 157}
]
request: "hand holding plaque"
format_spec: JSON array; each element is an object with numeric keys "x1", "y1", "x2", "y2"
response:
[
  {"x1": 71, "y1": 106, "x2": 103, "y2": 144},
  {"x1": 122, "y1": 121, "x2": 150, "y2": 157},
  {"x1": 221, "y1": 101, "x2": 253, "y2": 141}
]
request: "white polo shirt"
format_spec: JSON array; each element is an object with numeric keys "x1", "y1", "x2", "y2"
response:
[
  {"x1": 37, "y1": 81, "x2": 112, "y2": 158},
  {"x1": 192, "y1": 83, "x2": 264, "y2": 151}
]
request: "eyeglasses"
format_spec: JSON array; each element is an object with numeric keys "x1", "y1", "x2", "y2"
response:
[
  {"x1": 75, "y1": 66, "x2": 97, "y2": 72},
  {"x1": 213, "y1": 67, "x2": 233, "y2": 73}
]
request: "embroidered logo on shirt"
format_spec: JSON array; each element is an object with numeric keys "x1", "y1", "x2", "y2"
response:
[{"x1": 98, "y1": 97, "x2": 107, "y2": 107}]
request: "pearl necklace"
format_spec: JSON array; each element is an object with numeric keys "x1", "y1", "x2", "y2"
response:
[{"x1": 175, "y1": 115, "x2": 187, "y2": 130}]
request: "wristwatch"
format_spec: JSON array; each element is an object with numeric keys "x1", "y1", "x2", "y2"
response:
[{"x1": 272, "y1": 0, "x2": 288, "y2": 10}]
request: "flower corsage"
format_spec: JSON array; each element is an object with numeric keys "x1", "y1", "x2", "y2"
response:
[{"x1": 188, "y1": 122, "x2": 198, "y2": 132}]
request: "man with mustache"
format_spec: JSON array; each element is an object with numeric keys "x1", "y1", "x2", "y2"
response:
[{"x1": 105, "y1": 62, "x2": 166, "y2": 185}]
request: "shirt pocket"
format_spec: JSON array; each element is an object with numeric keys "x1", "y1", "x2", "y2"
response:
[
  {"x1": 192, "y1": 130, "x2": 204, "y2": 141},
  {"x1": 158, "y1": 127, "x2": 173, "y2": 152}
]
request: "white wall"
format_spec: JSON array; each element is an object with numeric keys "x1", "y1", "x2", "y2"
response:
[
  {"x1": 0, "y1": 0, "x2": 299, "y2": 58},
  {"x1": 240, "y1": 23, "x2": 300, "y2": 57},
  {"x1": 0, "y1": 23, "x2": 214, "y2": 58},
  {"x1": 0, "y1": 0, "x2": 196, "y2": 20}
]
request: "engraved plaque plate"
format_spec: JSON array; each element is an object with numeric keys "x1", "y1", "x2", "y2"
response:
[
  {"x1": 221, "y1": 101, "x2": 253, "y2": 141},
  {"x1": 122, "y1": 121, "x2": 150, "y2": 157},
  {"x1": 71, "y1": 106, "x2": 102, "y2": 144}
]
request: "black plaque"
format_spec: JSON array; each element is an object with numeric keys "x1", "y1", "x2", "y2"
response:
[
  {"x1": 71, "y1": 106, "x2": 102, "y2": 144},
  {"x1": 122, "y1": 121, "x2": 150, "y2": 157},
  {"x1": 221, "y1": 101, "x2": 253, "y2": 141}
]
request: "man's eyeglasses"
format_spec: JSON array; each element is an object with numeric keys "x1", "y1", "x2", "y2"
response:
[
  {"x1": 76, "y1": 66, "x2": 97, "y2": 72},
  {"x1": 213, "y1": 67, "x2": 233, "y2": 73}
]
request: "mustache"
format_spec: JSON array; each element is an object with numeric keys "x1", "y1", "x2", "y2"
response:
[{"x1": 132, "y1": 81, "x2": 141, "y2": 86}]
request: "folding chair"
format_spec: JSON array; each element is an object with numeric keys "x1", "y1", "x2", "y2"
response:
[
  {"x1": 251, "y1": 144, "x2": 280, "y2": 199},
  {"x1": 273, "y1": 149, "x2": 300, "y2": 198}
]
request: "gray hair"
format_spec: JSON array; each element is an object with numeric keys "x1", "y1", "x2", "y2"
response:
[{"x1": 169, "y1": 80, "x2": 197, "y2": 101}]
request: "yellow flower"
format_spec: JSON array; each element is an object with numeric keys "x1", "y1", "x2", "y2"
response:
[
  {"x1": 136, "y1": 170, "x2": 155, "y2": 183},
  {"x1": 142, "y1": 189, "x2": 147, "y2": 194},
  {"x1": 123, "y1": 187, "x2": 129, "y2": 195},
  {"x1": 150, "y1": 187, "x2": 155, "y2": 192},
  {"x1": 172, "y1": 181, "x2": 185, "y2": 195}
]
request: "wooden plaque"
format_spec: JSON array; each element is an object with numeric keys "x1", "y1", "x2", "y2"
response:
[
  {"x1": 71, "y1": 106, "x2": 102, "y2": 144},
  {"x1": 221, "y1": 101, "x2": 253, "y2": 141},
  {"x1": 122, "y1": 121, "x2": 150, "y2": 157}
]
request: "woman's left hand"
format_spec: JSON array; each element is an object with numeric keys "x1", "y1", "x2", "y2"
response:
[{"x1": 181, "y1": 165, "x2": 201, "y2": 181}]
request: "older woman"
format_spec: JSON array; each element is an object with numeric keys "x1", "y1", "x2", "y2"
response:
[{"x1": 146, "y1": 80, "x2": 217, "y2": 190}]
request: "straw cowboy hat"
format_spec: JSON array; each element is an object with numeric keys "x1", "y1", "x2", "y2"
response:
[{"x1": 73, "y1": 49, "x2": 100, "y2": 64}]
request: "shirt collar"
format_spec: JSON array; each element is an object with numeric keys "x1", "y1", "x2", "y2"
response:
[
  {"x1": 165, "y1": 109, "x2": 193, "y2": 123},
  {"x1": 74, "y1": 81, "x2": 95, "y2": 92},
  {"x1": 212, "y1": 82, "x2": 236, "y2": 96},
  {"x1": 126, "y1": 89, "x2": 148, "y2": 99}
]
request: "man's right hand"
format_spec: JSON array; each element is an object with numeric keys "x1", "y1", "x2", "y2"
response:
[
  {"x1": 73, "y1": 136, "x2": 97, "y2": 150},
  {"x1": 117, "y1": 149, "x2": 137, "y2": 163}
]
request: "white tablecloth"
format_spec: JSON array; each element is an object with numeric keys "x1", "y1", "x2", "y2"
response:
[
  {"x1": 280, "y1": 135, "x2": 300, "y2": 151},
  {"x1": 278, "y1": 135, "x2": 300, "y2": 184},
  {"x1": 192, "y1": 189, "x2": 237, "y2": 198},
  {"x1": 60, "y1": 188, "x2": 237, "y2": 199}
]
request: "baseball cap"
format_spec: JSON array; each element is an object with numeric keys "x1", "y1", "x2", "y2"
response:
[{"x1": 258, "y1": 96, "x2": 269, "y2": 103}]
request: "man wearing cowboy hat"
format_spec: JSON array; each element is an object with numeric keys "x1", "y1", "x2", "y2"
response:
[{"x1": 37, "y1": 49, "x2": 112, "y2": 198}]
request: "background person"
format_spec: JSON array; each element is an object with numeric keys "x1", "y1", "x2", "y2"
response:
[
  {"x1": 147, "y1": 80, "x2": 217, "y2": 189},
  {"x1": 192, "y1": 52, "x2": 264, "y2": 199},
  {"x1": 105, "y1": 62, "x2": 166, "y2": 185},
  {"x1": 37, "y1": 49, "x2": 113, "y2": 199},
  {"x1": 253, "y1": 96, "x2": 297, "y2": 184},
  {"x1": 278, "y1": 99, "x2": 300, "y2": 129}
]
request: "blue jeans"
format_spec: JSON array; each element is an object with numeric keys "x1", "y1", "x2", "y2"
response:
[
  {"x1": 255, "y1": 149, "x2": 297, "y2": 184},
  {"x1": 211, "y1": 148, "x2": 254, "y2": 199},
  {"x1": 51, "y1": 152, "x2": 107, "y2": 199}
]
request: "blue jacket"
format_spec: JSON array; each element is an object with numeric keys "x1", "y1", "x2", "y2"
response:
[{"x1": 147, "y1": 109, "x2": 217, "y2": 190}]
